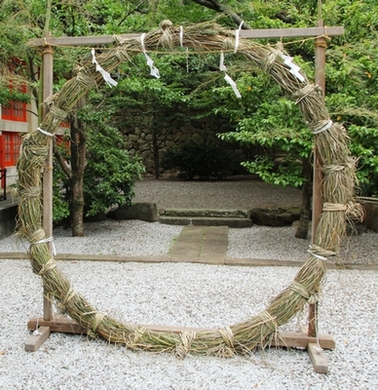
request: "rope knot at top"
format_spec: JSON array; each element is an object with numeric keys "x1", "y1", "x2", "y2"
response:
[{"x1": 159, "y1": 19, "x2": 173, "y2": 30}]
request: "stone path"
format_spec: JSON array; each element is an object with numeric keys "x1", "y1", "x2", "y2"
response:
[{"x1": 168, "y1": 226, "x2": 229, "y2": 263}]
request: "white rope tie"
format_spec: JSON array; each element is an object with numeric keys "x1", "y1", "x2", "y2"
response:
[
  {"x1": 140, "y1": 33, "x2": 160, "y2": 78},
  {"x1": 37, "y1": 127, "x2": 54, "y2": 137},
  {"x1": 308, "y1": 251, "x2": 328, "y2": 261},
  {"x1": 308, "y1": 244, "x2": 337, "y2": 262},
  {"x1": 313, "y1": 120, "x2": 333, "y2": 135},
  {"x1": 31, "y1": 236, "x2": 57, "y2": 256},
  {"x1": 234, "y1": 21, "x2": 244, "y2": 53},
  {"x1": 91, "y1": 49, "x2": 118, "y2": 87},
  {"x1": 33, "y1": 317, "x2": 41, "y2": 336}
]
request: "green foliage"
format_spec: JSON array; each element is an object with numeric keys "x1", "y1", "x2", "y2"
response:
[
  {"x1": 212, "y1": 1, "x2": 378, "y2": 196},
  {"x1": 161, "y1": 140, "x2": 237, "y2": 180},
  {"x1": 2, "y1": 0, "x2": 378, "y2": 199},
  {"x1": 322, "y1": 1, "x2": 378, "y2": 196},
  {"x1": 0, "y1": 88, "x2": 30, "y2": 106},
  {"x1": 53, "y1": 108, "x2": 145, "y2": 221},
  {"x1": 242, "y1": 156, "x2": 306, "y2": 187},
  {"x1": 216, "y1": 70, "x2": 313, "y2": 188},
  {"x1": 81, "y1": 108, "x2": 145, "y2": 216},
  {"x1": 348, "y1": 125, "x2": 378, "y2": 196}
]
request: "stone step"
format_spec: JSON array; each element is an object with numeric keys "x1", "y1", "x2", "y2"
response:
[
  {"x1": 159, "y1": 208, "x2": 249, "y2": 218},
  {"x1": 159, "y1": 216, "x2": 252, "y2": 228}
]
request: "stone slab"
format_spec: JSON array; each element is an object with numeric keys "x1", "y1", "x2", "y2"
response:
[
  {"x1": 112, "y1": 202, "x2": 159, "y2": 222},
  {"x1": 168, "y1": 226, "x2": 228, "y2": 261},
  {"x1": 160, "y1": 209, "x2": 248, "y2": 218},
  {"x1": 160, "y1": 216, "x2": 252, "y2": 228}
]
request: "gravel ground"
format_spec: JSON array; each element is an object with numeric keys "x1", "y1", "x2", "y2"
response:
[
  {"x1": 1, "y1": 178, "x2": 377, "y2": 389},
  {"x1": 0, "y1": 260, "x2": 377, "y2": 389},
  {"x1": 133, "y1": 177, "x2": 303, "y2": 210}
]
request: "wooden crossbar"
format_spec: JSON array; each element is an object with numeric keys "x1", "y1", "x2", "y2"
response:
[{"x1": 28, "y1": 26, "x2": 344, "y2": 47}]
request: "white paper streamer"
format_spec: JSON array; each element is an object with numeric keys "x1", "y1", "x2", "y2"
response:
[
  {"x1": 220, "y1": 51, "x2": 241, "y2": 98},
  {"x1": 140, "y1": 33, "x2": 160, "y2": 79},
  {"x1": 234, "y1": 21, "x2": 244, "y2": 53},
  {"x1": 91, "y1": 49, "x2": 118, "y2": 87},
  {"x1": 224, "y1": 74, "x2": 241, "y2": 98},
  {"x1": 280, "y1": 54, "x2": 305, "y2": 82},
  {"x1": 219, "y1": 51, "x2": 227, "y2": 72},
  {"x1": 180, "y1": 26, "x2": 184, "y2": 48}
]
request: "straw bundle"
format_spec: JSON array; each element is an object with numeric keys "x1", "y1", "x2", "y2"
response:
[{"x1": 17, "y1": 22, "x2": 363, "y2": 356}]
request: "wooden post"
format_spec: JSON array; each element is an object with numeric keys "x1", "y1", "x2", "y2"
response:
[
  {"x1": 42, "y1": 34, "x2": 54, "y2": 322},
  {"x1": 25, "y1": 33, "x2": 54, "y2": 352},
  {"x1": 307, "y1": 2, "x2": 329, "y2": 373},
  {"x1": 308, "y1": 10, "x2": 327, "y2": 338}
]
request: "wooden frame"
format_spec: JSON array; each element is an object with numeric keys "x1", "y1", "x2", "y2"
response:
[{"x1": 24, "y1": 22, "x2": 343, "y2": 374}]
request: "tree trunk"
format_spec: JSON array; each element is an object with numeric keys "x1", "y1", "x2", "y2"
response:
[
  {"x1": 295, "y1": 159, "x2": 313, "y2": 239},
  {"x1": 70, "y1": 113, "x2": 86, "y2": 237}
]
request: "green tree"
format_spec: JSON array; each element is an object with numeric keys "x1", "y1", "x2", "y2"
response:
[
  {"x1": 0, "y1": 0, "x2": 155, "y2": 235},
  {"x1": 215, "y1": 1, "x2": 378, "y2": 238},
  {"x1": 53, "y1": 105, "x2": 145, "y2": 224},
  {"x1": 3, "y1": 0, "x2": 378, "y2": 239}
]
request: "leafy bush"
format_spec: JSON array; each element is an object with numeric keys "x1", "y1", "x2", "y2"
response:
[
  {"x1": 83, "y1": 119, "x2": 145, "y2": 216},
  {"x1": 53, "y1": 110, "x2": 145, "y2": 222},
  {"x1": 161, "y1": 141, "x2": 239, "y2": 180}
]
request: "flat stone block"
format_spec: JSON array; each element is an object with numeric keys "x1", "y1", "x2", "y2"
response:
[
  {"x1": 112, "y1": 202, "x2": 159, "y2": 222},
  {"x1": 159, "y1": 216, "x2": 191, "y2": 226},
  {"x1": 161, "y1": 209, "x2": 248, "y2": 218},
  {"x1": 361, "y1": 200, "x2": 378, "y2": 232},
  {"x1": 0, "y1": 202, "x2": 18, "y2": 239},
  {"x1": 191, "y1": 217, "x2": 252, "y2": 228},
  {"x1": 250, "y1": 204, "x2": 301, "y2": 226}
]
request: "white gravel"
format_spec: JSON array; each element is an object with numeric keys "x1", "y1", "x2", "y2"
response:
[
  {"x1": 228, "y1": 225, "x2": 378, "y2": 264},
  {"x1": 0, "y1": 259, "x2": 377, "y2": 389},
  {"x1": 1, "y1": 179, "x2": 377, "y2": 388},
  {"x1": 1, "y1": 219, "x2": 376, "y2": 265}
]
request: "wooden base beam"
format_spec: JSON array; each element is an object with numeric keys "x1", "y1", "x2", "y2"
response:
[
  {"x1": 27, "y1": 316, "x2": 334, "y2": 373},
  {"x1": 27, "y1": 316, "x2": 335, "y2": 350}
]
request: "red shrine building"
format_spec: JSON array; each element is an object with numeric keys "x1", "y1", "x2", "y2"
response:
[{"x1": 0, "y1": 86, "x2": 36, "y2": 195}]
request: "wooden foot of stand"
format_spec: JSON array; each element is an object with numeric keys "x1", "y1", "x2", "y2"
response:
[
  {"x1": 27, "y1": 316, "x2": 335, "y2": 372},
  {"x1": 308, "y1": 343, "x2": 329, "y2": 374},
  {"x1": 25, "y1": 326, "x2": 51, "y2": 352}
]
